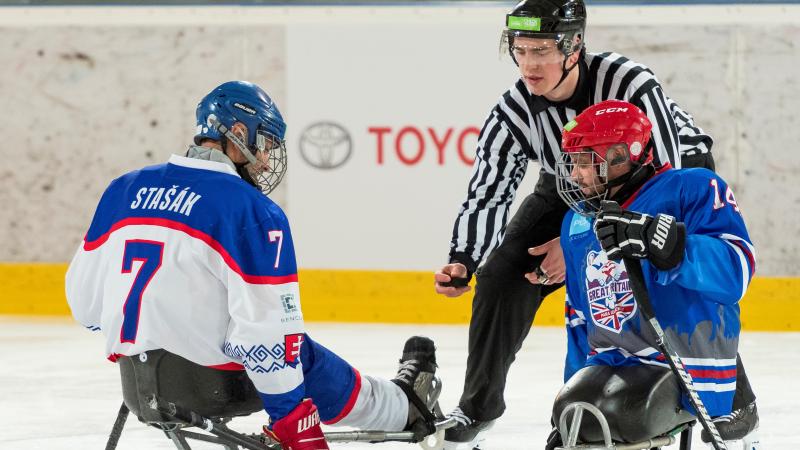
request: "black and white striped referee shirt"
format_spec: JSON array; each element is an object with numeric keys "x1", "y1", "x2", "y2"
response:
[{"x1": 449, "y1": 51, "x2": 713, "y2": 272}]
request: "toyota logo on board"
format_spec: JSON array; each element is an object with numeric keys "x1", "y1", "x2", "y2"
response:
[{"x1": 298, "y1": 122, "x2": 352, "y2": 170}]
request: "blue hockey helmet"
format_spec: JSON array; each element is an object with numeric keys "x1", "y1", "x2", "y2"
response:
[{"x1": 194, "y1": 81, "x2": 288, "y2": 195}]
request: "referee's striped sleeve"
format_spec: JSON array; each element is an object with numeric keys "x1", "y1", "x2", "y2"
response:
[
  {"x1": 630, "y1": 83, "x2": 682, "y2": 169},
  {"x1": 667, "y1": 97, "x2": 714, "y2": 157},
  {"x1": 448, "y1": 108, "x2": 530, "y2": 272},
  {"x1": 587, "y1": 52, "x2": 706, "y2": 167}
]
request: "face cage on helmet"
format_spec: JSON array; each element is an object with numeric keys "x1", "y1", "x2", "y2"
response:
[
  {"x1": 555, "y1": 150, "x2": 610, "y2": 218},
  {"x1": 245, "y1": 131, "x2": 288, "y2": 196}
]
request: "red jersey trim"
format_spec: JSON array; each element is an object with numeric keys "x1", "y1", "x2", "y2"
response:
[
  {"x1": 209, "y1": 362, "x2": 246, "y2": 371},
  {"x1": 728, "y1": 239, "x2": 756, "y2": 278},
  {"x1": 109, "y1": 352, "x2": 246, "y2": 372},
  {"x1": 323, "y1": 368, "x2": 362, "y2": 425},
  {"x1": 83, "y1": 217, "x2": 298, "y2": 285},
  {"x1": 688, "y1": 368, "x2": 737, "y2": 380}
]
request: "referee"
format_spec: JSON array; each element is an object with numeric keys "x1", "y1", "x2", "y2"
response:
[{"x1": 434, "y1": 1, "x2": 759, "y2": 448}]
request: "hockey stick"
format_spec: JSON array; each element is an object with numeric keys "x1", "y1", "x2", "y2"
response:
[
  {"x1": 622, "y1": 255, "x2": 728, "y2": 450},
  {"x1": 104, "y1": 402, "x2": 129, "y2": 450}
]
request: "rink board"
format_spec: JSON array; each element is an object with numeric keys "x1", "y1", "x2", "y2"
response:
[{"x1": 0, "y1": 263, "x2": 796, "y2": 331}]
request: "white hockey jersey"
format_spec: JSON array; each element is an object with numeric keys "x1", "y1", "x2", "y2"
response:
[{"x1": 66, "y1": 154, "x2": 307, "y2": 419}]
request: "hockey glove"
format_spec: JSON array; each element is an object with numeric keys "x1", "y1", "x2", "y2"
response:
[
  {"x1": 594, "y1": 200, "x2": 686, "y2": 270},
  {"x1": 264, "y1": 399, "x2": 329, "y2": 450}
]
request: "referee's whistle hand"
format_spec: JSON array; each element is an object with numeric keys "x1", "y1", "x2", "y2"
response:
[{"x1": 434, "y1": 263, "x2": 471, "y2": 298}]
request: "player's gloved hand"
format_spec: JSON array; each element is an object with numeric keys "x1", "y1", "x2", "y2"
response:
[
  {"x1": 263, "y1": 399, "x2": 329, "y2": 450},
  {"x1": 594, "y1": 200, "x2": 686, "y2": 270}
]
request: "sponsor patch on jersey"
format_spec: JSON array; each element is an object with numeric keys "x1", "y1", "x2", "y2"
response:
[
  {"x1": 569, "y1": 214, "x2": 592, "y2": 236},
  {"x1": 281, "y1": 293, "x2": 298, "y2": 314},
  {"x1": 284, "y1": 333, "x2": 304, "y2": 366},
  {"x1": 584, "y1": 251, "x2": 637, "y2": 333}
]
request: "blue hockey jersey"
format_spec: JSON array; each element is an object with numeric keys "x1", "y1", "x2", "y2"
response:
[
  {"x1": 561, "y1": 167, "x2": 756, "y2": 417},
  {"x1": 66, "y1": 154, "x2": 324, "y2": 420}
]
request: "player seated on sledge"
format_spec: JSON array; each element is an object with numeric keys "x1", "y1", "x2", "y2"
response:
[
  {"x1": 65, "y1": 80, "x2": 439, "y2": 450},
  {"x1": 548, "y1": 100, "x2": 755, "y2": 447}
]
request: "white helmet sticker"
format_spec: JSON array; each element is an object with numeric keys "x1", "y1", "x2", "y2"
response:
[{"x1": 630, "y1": 142, "x2": 643, "y2": 157}]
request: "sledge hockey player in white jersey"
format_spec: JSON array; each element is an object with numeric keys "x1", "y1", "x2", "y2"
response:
[
  {"x1": 65, "y1": 81, "x2": 440, "y2": 450},
  {"x1": 552, "y1": 100, "x2": 757, "y2": 448}
]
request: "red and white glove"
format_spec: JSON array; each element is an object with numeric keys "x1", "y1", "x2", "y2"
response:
[{"x1": 264, "y1": 399, "x2": 329, "y2": 450}]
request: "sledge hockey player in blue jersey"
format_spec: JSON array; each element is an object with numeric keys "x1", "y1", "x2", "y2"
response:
[
  {"x1": 550, "y1": 100, "x2": 757, "y2": 448},
  {"x1": 65, "y1": 81, "x2": 439, "y2": 450}
]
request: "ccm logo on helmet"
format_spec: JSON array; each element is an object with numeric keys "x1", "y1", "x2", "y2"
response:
[{"x1": 595, "y1": 107, "x2": 628, "y2": 115}]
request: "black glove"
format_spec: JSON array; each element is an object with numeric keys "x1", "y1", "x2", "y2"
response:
[{"x1": 594, "y1": 200, "x2": 686, "y2": 270}]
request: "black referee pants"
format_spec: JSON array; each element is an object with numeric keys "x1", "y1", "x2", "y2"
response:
[
  {"x1": 458, "y1": 158, "x2": 756, "y2": 422},
  {"x1": 458, "y1": 173, "x2": 566, "y2": 421}
]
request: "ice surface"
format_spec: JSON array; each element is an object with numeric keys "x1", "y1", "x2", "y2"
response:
[{"x1": 0, "y1": 317, "x2": 796, "y2": 449}]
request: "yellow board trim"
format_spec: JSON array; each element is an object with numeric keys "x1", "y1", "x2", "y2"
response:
[{"x1": 1, "y1": 263, "x2": 796, "y2": 331}]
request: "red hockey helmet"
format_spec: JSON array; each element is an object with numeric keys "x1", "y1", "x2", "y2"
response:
[
  {"x1": 561, "y1": 100, "x2": 653, "y2": 164},
  {"x1": 556, "y1": 100, "x2": 653, "y2": 216}
]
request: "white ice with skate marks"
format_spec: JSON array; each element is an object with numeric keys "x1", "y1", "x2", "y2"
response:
[{"x1": 0, "y1": 317, "x2": 796, "y2": 449}]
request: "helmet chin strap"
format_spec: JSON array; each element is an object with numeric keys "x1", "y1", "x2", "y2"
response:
[
  {"x1": 611, "y1": 164, "x2": 656, "y2": 204},
  {"x1": 206, "y1": 115, "x2": 261, "y2": 188},
  {"x1": 605, "y1": 162, "x2": 656, "y2": 204},
  {"x1": 206, "y1": 115, "x2": 259, "y2": 167},
  {"x1": 600, "y1": 140, "x2": 655, "y2": 199},
  {"x1": 552, "y1": 51, "x2": 580, "y2": 92}
]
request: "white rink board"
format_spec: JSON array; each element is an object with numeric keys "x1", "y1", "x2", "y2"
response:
[
  {"x1": 0, "y1": 318, "x2": 797, "y2": 449},
  {"x1": 0, "y1": 5, "x2": 798, "y2": 275},
  {"x1": 280, "y1": 7, "x2": 800, "y2": 274},
  {"x1": 285, "y1": 21, "x2": 531, "y2": 271}
]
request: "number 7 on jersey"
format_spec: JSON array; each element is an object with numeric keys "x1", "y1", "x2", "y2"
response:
[
  {"x1": 268, "y1": 230, "x2": 283, "y2": 269},
  {"x1": 120, "y1": 240, "x2": 164, "y2": 343}
]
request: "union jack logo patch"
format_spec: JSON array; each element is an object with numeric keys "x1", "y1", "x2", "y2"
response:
[{"x1": 584, "y1": 251, "x2": 637, "y2": 333}]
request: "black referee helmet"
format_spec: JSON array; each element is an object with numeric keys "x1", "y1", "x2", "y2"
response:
[{"x1": 502, "y1": 0, "x2": 587, "y2": 58}]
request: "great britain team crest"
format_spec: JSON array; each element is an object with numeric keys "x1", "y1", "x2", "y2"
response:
[{"x1": 584, "y1": 251, "x2": 637, "y2": 333}]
